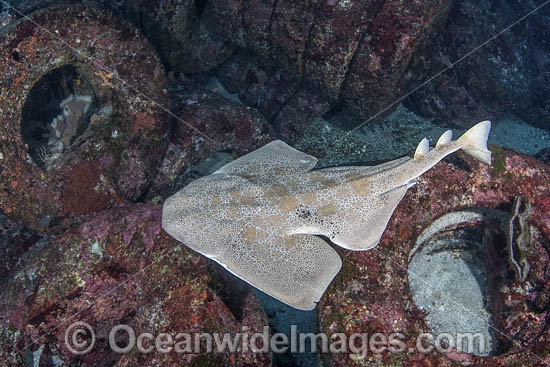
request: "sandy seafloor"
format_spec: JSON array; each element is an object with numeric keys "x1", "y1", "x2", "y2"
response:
[{"x1": 295, "y1": 104, "x2": 550, "y2": 168}]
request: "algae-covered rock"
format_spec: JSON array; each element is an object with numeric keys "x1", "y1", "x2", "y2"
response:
[
  {"x1": 0, "y1": 203, "x2": 270, "y2": 366},
  {"x1": 0, "y1": 6, "x2": 169, "y2": 229}
]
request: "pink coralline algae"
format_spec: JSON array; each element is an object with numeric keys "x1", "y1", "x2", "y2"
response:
[
  {"x1": 0, "y1": 204, "x2": 271, "y2": 367},
  {"x1": 0, "y1": 6, "x2": 169, "y2": 229}
]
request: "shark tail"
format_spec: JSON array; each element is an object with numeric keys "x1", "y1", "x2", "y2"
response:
[{"x1": 457, "y1": 120, "x2": 492, "y2": 165}]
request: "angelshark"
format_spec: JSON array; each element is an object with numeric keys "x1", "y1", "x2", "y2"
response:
[{"x1": 162, "y1": 120, "x2": 492, "y2": 310}]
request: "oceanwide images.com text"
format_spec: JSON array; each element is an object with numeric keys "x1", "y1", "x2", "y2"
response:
[{"x1": 65, "y1": 321, "x2": 487, "y2": 358}]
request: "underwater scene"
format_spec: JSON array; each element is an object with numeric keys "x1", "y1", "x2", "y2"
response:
[{"x1": 0, "y1": 0, "x2": 549, "y2": 366}]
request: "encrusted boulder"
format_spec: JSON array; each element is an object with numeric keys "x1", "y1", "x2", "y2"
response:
[
  {"x1": 99, "y1": 0, "x2": 235, "y2": 73},
  {"x1": 0, "y1": 5, "x2": 169, "y2": 229},
  {"x1": 215, "y1": 51, "x2": 332, "y2": 142},
  {"x1": 151, "y1": 90, "x2": 272, "y2": 198},
  {"x1": 0, "y1": 212, "x2": 42, "y2": 284},
  {"x1": 0, "y1": 203, "x2": 271, "y2": 366},
  {"x1": 210, "y1": 0, "x2": 452, "y2": 130}
]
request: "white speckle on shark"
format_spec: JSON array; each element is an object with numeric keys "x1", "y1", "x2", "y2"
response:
[{"x1": 162, "y1": 120, "x2": 492, "y2": 310}]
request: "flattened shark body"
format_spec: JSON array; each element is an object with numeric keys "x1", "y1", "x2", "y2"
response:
[{"x1": 162, "y1": 121, "x2": 492, "y2": 310}]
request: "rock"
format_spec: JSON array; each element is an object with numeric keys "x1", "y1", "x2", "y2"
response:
[
  {"x1": 210, "y1": 0, "x2": 452, "y2": 127},
  {"x1": 216, "y1": 52, "x2": 333, "y2": 142},
  {"x1": 151, "y1": 90, "x2": 272, "y2": 198},
  {"x1": 218, "y1": 51, "x2": 302, "y2": 122},
  {"x1": 319, "y1": 146, "x2": 550, "y2": 366},
  {"x1": 340, "y1": 0, "x2": 452, "y2": 120},
  {"x1": 5, "y1": 0, "x2": 235, "y2": 74},
  {"x1": 0, "y1": 203, "x2": 271, "y2": 366},
  {"x1": 99, "y1": 0, "x2": 235, "y2": 73},
  {"x1": 273, "y1": 87, "x2": 332, "y2": 143},
  {"x1": 211, "y1": 0, "x2": 548, "y2": 133},
  {"x1": 0, "y1": 212, "x2": 42, "y2": 284},
  {"x1": 536, "y1": 148, "x2": 550, "y2": 165},
  {"x1": 303, "y1": 0, "x2": 373, "y2": 99},
  {"x1": 0, "y1": 5, "x2": 169, "y2": 229},
  {"x1": 0, "y1": 0, "x2": 78, "y2": 20},
  {"x1": 404, "y1": 0, "x2": 550, "y2": 128}
]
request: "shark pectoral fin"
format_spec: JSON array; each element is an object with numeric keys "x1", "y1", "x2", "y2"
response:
[
  {"x1": 332, "y1": 185, "x2": 409, "y2": 251},
  {"x1": 215, "y1": 140, "x2": 318, "y2": 176},
  {"x1": 215, "y1": 234, "x2": 342, "y2": 310}
]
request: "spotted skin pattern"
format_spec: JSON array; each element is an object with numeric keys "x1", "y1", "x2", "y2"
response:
[{"x1": 162, "y1": 121, "x2": 492, "y2": 310}]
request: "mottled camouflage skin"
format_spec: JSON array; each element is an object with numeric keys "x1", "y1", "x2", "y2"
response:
[{"x1": 163, "y1": 121, "x2": 491, "y2": 309}]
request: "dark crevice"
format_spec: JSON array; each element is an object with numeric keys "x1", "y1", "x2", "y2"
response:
[
  {"x1": 267, "y1": 0, "x2": 280, "y2": 49},
  {"x1": 302, "y1": 1, "x2": 325, "y2": 74},
  {"x1": 270, "y1": 82, "x2": 303, "y2": 131},
  {"x1": 337, "y1": 24, "x2": 368, "y2": 104},
  {"x1": 338, "y1": 0, "x2": 385, "y2": 105},
  {"x1": 195, "y1": 0, "x2": 208, "y2": 20},
  {"x1": 207, "y1": 261, "x2": 251, "y2": 322},
  {"x1": 322, "y1": 103, "x2": 344, "y2": 120},
  {"x1": 20, "y1": 65, "x2": 99, "y2": 171}
]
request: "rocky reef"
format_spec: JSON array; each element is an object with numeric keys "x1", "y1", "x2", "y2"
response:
[
  {"x1": 0, "y1": 4, "x2": 271, "y2": 366},
  {"x1": 0, "y1": 0, "x2": 549, "y2": 366},
  {"x1": 404, "y1": 0, "x2": 550, "y2": 129},
  {"x1": 0, "y1": 204, "x2": 270, "y2": 366},
  {"x1": 0, "y1": 5, "x2": 169, "y2": 229}
]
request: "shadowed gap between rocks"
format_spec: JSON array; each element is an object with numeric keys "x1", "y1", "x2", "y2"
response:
[{"x1": 21, "y1": 64, "x2": 99, "y2": 170}]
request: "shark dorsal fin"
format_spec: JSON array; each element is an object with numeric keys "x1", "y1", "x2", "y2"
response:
[
  {"x1": 436, "y1": 130, "x2": 453, "y2": 148},
  {"x1": 414, "y1": 138, "x2": 429, "y2": 160}
]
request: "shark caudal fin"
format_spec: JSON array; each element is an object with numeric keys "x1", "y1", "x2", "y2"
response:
[{"x1": 457, "y1": 120, "x2": 492, "y2": 165}]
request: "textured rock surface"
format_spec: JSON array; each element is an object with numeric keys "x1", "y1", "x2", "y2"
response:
[
  {"x1": 151, "y1": 86, "x2": 272, "y2": 199},
  {"x1": 216, "y1": 51, "x2": 302, "y2": 122},
  {"x1": 536, "y1": 147, "x2": 550, "y2": 165},
  {"x1": 319, "y1": 146, "x2": 550, "y2": 366},
  {"x1": 404, "y1": 0, "x2": 550, "y2": 128},
  {"x1": 0, "y1": 212, "x2": 43, "y2": 283},
  {"x1": 99, "y1": 0, "x2": 235, "y2": 73},
  {"x1": 211, "y1": 0, "x2": 548, "y2": 131},
  {"x1": 6, "y1": 0, "x2": 547, "y2": 133},
  {"x1": 4, "y1": 0, "x2": 234, "y2": 73},
  {"x1": 210, "y1": 0, "x2": 452, "y2": 129},
  {"x1": 0, "y1": 5, "x2": 169, "y2": 228},
  {"x1": 216, "y1": 51, "x2": 332, "y2": 142},
  {"x1": 0, "y1": 204, "x2": 271, "y2": 366}
]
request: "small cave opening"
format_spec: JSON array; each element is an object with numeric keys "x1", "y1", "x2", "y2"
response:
[{"x1": 21, "y1": 65, "x2": 99, "y2": 170}]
